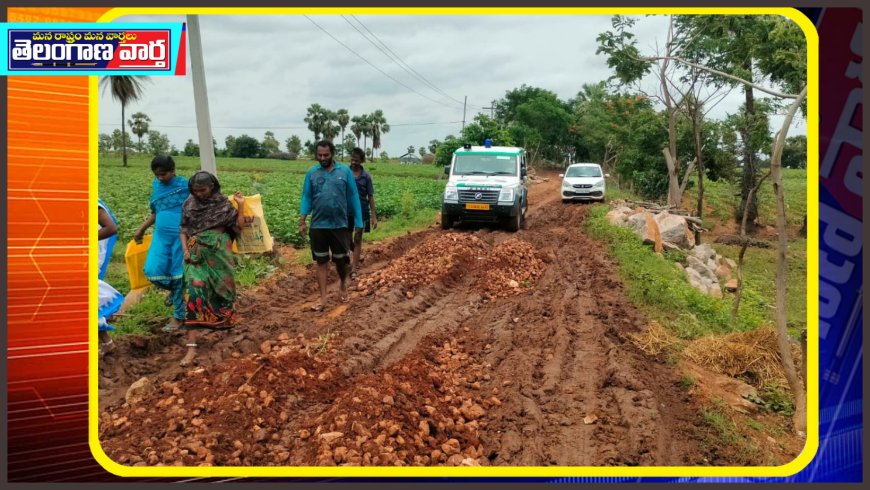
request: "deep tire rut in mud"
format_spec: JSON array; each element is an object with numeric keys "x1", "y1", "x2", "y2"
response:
[{"x1": 99, "y1": 176, "x2": 707, "y2": 467}]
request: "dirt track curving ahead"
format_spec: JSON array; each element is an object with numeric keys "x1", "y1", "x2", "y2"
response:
[{"x1": 99, "y1": 174, "x2": 709, "y2": 467}]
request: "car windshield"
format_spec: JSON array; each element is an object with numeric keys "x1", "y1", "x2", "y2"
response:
[
  {"x1": 452, "y1": 154, "x2": 517, "y2": 176},
  {"x1": 566, "y1": 166, "x2": 602, "y2": 178}
]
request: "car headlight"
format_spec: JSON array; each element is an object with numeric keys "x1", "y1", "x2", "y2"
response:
[
  {"x1": 593, "y1": 180, "x2": 605, "y2": 189},
  {"x1": 443, "y1": 187, "x2": 458, "y2": 202},
  {"x1": 562, "y1": 181, "x2": 572, "y2": 189},
  {"x1": 498, "y1": 187, "x2": 515, "y2": 202}
]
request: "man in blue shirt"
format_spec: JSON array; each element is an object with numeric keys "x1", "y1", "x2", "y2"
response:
[{"x1": 299, "y1": 140, "x2": 363, "y2": 311}]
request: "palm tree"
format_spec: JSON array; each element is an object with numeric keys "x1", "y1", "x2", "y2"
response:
[
  {"x1": 369, "y1": 110, "x2": 390, "y2": 153},
  {"x1": 128, "y1": 111, "x2": 151, "y2": 153},
  {"x1": 336, "y1": 109, "x2": 349, "y2": 156},
  {"x1": 304, "y1": 103, "x2": 329, "y2": 142},
  {"x1": 360, "y1": 114, "x2": 373, "y2": 155},
  {"x1": 322, "y1": 120, "x2": 340, "y2": 142},
  {"x1": 100, "y1": 76, "x2": 148, "y2": 167},
  {"x1": 350, "y1": 115, "x2": 363, "y2": 148}
]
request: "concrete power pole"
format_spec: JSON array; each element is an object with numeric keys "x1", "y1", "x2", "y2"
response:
[
  {"x1": 187, "y1": 15, "x2": 217, "y2": 175},
  {"x1": 462, "y1": 95, "x2": 467, "y2": 131}
]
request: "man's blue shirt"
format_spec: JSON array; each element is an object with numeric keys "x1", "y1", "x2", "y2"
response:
[{"x1": 300, "y1": 162, "x2": 363, "y2": 229}]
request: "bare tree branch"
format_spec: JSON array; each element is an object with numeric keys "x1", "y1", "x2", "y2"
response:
[
  {"x1": 770, "y1": 85, "x2": 809, "y2": 434},
  {"x1": 646, "y1": 56, "x2": 799, "y2": 99}
]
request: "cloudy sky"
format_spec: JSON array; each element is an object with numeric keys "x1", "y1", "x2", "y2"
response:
[{"x1": 98, "y1": 13, "x2": 807, "y2": 159}]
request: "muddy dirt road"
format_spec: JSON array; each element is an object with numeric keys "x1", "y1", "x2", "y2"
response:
[{"x1": 100, "y1": 175, "x2": 709, "y2": 467}]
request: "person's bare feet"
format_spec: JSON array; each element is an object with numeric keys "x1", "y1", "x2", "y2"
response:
[
  {"x1": 180, "y1": 343, "x2": 197, "y2": 367},
  {"x1": 339, "y1": 282, "x2": 349, "y2": 303},
  {"x1": 163, "y1": 317, "x2": 184, "y2": 332}
]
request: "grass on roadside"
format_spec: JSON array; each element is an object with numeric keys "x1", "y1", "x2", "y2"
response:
[
  {"x1": 585, "y1": 205, "x2": 768, "y2": 339},
  {"x1": 110, "y1": 289, "x2": 171, "y2": 337},
  {"x1": 684, "y1": 168, "x2": 807, "y2": 228},
  {"x1": 699, "y1": 400, "x2": 764, "y2": 465}
]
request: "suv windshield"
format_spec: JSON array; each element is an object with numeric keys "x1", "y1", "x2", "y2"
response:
[
  {"x1": 453, "y1": 154, "x2": 517, "y2": 176},
  {"x1": 566, "y1": 166, "x2": 602, "y2": 178}
]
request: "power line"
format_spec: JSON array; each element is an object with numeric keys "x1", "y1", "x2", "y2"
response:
[
  {"x1": 304, "y1": 15, "x2": 460, "y2": 111},
  {"x1": 343, "y1": 15, "x2": 470, "y2": 109},
  {"x1": 350, "y1": 15, "x2": 485, "y2": 111}
]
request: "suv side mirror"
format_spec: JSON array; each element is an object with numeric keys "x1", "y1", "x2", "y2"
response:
[
  {"x1": 444, "y1": 166, "x2": 450, "y2": 175},
  {"x1": 605, "y1": 173, "x2": 611, "y2": 178},
  {"x1": 559, "y1": 173, "x2": 565, "y2": 178}
]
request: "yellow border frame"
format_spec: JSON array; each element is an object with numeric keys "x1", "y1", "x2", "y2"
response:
[{"x1": 89, "y1": 6, "x2": 820, "y2": 478}]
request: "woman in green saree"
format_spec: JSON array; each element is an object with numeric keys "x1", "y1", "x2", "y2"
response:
[{"x1": 179, "y1": 171, "x2": 249, "y2": 366}]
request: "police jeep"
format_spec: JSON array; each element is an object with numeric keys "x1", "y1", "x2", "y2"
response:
[{"x1": 440, "y1": 141, "x2": 528, "y2": 232}]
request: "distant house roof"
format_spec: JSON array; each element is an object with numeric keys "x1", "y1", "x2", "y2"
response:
[{"x1": 399, "y1": 153, "x2": 421, "y2": 162}]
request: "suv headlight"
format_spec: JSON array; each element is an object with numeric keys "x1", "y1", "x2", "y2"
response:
[
  {"x1": 562, "y1": 181, "x2": 572, "y2": 189},
  {"x1": 498, "y1": 186, "x2": 515, "y2": 202},
  {"x1": 443, "y1": 186, "x2": 458, "y2": 202},
  {"x1": 593, "y1": 180, "x2": 605, "y2": 189}
]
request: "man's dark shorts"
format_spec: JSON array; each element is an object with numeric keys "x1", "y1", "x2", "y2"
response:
[
  {"x1": 348, "y1": 213, "x2": 372, "y2": 233},
  {"x1": 309, "y1": 228, "x2": 352, "y2": 264}
]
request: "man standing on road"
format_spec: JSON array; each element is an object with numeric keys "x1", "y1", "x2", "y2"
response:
[
  {"x1": 299, "y1": 140, "x2": 363, "y2": 311},
  {"x1": 348, "y1": 147, "x2": 377, "y2": 279}
]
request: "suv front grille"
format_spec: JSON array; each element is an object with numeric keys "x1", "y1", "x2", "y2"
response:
[
  {"x1": 458, "y1": 189, "x2": 499, "y2": 204},
  {"x1": 573, "y1": 184, "x2": 593, "y2": 189}
]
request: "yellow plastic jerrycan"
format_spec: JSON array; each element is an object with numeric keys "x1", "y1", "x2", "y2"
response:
[{"x1": 125, "y1": 235, "x2": 152, "y2": 290}]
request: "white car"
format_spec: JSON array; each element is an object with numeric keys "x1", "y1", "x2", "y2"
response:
[{"x1": 560, "y1": 163, "x2": 608, "y2": 203}]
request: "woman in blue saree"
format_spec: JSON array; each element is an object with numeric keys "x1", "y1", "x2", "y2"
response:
[
  {"x1": 98, "y1": 198, "x2": 118, "y2": 280},
  {"x1": 98, "y1": 197, "x2": 121, "y2": 353},
  {"x1": 132, "y1": 156, "x2": 189, "y2": 330}
]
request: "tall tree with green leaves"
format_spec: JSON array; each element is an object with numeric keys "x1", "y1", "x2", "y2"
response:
[
  {"x1": 513, "y1": 94, "x2": 574, "y2": 164},
  {"x1": 322, "y1": 111, "x2": 340, "y2": 142},
  {"x1": 496, "y1": 85, "x2": 561, "y2": 124},
  {"x1": 341, "y1": 134, "x2": 356, "y2": 159},
  {"x1": 110, "y1": 129, "x2": 132, "y2": 156},
  {"x1": 597, "y1": 15, "x2": 694, "y2": 206},
  {"x1": 336, "y1": 109, "x2": 350, "y2": 155},
  {"x1": 661, "y1": 14, "x2": 807, "y2": 432},
  {"x1": 183, "y1": 139, "x2": 199, "y2": 157},
  {"x1": 670, "y1": 64, "x2": 732, "y2": 243},
  {"x1": 369, "y1": 110, "x2": 390, "y2": 153},
  {"x1": 128, "y1": 112, "x2": 151, "y2": 153},
  {"x1": 230, "y1": 134, "x2": 263, "y2": 158},
  {"x1": 350, "y1": 115, "x2": 364, "y2": 148},
  {"x1": 362, "y1": 116, "x2": 373, "y2": 154},
  {"x1": 100, "y1": 76, "x2": 148, "y2": 166},
  {"x1": 146, "y1": 130, "x2": 170, "y2": 156},
  {"x1": 98, "y1": 134, "x2": 113, "y2": 155},
  {"x1": 673, "y1": 14, "x2": 788, "y2": 227},
  {"x1": 781, "y1": 135, "x2": 807, "y2": 169},
  {"x1": 304, "y1": 103, "x2": 330, "y2": 142},
  {"x1": 262, "y1": 131, "x2": 280, "y2": 155},
  {"x1": 285, "y1": 135, "x2": 302, "y2": 156},
  {"x1": 224, "y1": 135, "x2": 237, "y2": 157}
]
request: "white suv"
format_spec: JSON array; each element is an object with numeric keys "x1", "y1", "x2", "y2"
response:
[
  {"x1": 560, "y1": 163, "x2": 607, "y2": 203},
  {"x1": 441, "y1": 143, "x2": 528, "y2": 232}
]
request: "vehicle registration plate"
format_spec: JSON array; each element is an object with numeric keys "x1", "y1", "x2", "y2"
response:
[{"x1": 465, "y1": 203, "x2": 490, "y2": 210}]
